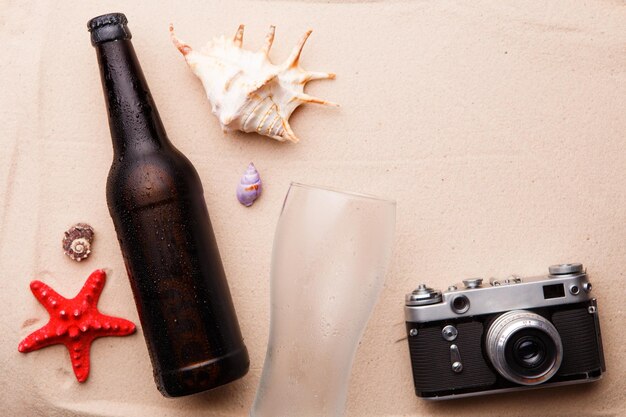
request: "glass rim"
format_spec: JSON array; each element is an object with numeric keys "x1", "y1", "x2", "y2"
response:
[{"x1": 290, "y1": 182, "x2": 396, "y2": 205}]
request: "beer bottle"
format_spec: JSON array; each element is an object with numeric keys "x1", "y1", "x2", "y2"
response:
[{"x1": 88, "y1": 13, "x2": 249, "y2": 397}]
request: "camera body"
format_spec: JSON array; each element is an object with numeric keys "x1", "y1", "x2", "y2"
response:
[{"x1": 405, "y1": 263, "x2": 605, "y2": 400}]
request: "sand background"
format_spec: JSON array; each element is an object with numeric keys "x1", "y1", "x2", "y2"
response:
[{"x1": 1, "y1": 1, "x2": 625, "y2": 416}]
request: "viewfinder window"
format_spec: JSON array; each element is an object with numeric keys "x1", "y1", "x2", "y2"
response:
[{"x1": 543, "y1": 284, "x2": 565, "y2": 299}]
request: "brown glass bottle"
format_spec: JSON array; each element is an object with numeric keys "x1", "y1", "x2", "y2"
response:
[{"x1": 88, "y1": 13, "x2": 249, "y2": 397}]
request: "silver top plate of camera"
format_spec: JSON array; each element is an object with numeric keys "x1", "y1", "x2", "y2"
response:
[{"x1": 405, "y1": 263, "x2": 593, "y2": 323}]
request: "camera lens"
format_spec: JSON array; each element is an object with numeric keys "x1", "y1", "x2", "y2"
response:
[
  {"x1": 515, "y1": 337, "x2": 545, "y2": 367},
  {"x1": 485, "y1": 310, "x2": 562, "y2": 385},
  {"x1": 504, "y1": 328, "x2": 558, "y2": 380}
]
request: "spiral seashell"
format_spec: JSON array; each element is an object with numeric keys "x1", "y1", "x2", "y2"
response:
[
  {"x1": 62, "y1": 223, "x2": 94, "y2": 262},
  {"x1": 236, "y1": 163, "x2": 262, "y2": 207},
  {"x1": 170, "y1": 24, "x2": 337, "y2": 143}
]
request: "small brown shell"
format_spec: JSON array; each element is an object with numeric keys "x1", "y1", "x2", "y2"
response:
[{"x1": 62, "y1": 223, "x2": 94, "y2": 262}]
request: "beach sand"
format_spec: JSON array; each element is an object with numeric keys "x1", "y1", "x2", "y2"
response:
[{"x1": 1, "y1": 1, "x2": 625, "y2": 416}]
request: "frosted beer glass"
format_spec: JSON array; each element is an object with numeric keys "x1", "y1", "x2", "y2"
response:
[{"x1": 251, "y1": 183, "x2": 396, "y2": 417}]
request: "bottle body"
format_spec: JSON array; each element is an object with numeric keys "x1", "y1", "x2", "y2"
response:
[
  {"x1": 90, "y1": 13, "x2": 249, "y2": 397},
  {"x1": 107, "y1": 149, "x2": 249, "y2": 396}
]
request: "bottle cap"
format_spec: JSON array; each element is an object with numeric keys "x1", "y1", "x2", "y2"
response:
[{"x1": 87, "y1": 13, "x2": 131, "y2": 46}]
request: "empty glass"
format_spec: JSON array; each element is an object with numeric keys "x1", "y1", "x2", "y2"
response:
[{"x1": 251, "y1": 183, "x2": 396, "y2": 417}]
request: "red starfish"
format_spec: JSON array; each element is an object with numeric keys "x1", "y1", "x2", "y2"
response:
[{"x1": 18, "y1": 269, "x2": 136, "y2": 382}]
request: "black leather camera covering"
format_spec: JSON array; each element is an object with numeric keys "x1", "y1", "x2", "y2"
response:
[
  {"x1": 407, "y1": 321, "x2": 496, "y2": 395},
  {"x1": 553, "y1": 307, "x2": 604, "y2": 376}
]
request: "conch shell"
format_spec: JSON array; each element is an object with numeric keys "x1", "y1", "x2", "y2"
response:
[
  {"x1": 236, "y1": 162, "x2": 262, "y2": 207},
  {"x1": 170, "y1": 24, "x2": 337, "y2": 143}
]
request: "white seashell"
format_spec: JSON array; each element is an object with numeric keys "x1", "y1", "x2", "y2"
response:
[
  {"x1": 170, "y1": 24, "x2": 337, "y2": 143},
  {"x1": 236, "y1": 162, "x2": 262, "y2": 207}
]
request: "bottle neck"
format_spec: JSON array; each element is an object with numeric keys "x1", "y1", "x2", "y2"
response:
[{"x1": 95, "y1": 39, "x2": 170, "y2": 155}]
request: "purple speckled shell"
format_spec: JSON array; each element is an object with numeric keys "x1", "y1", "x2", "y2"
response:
[{"x1": 236, "y1": 163, "x2": 262, "y2": 207}]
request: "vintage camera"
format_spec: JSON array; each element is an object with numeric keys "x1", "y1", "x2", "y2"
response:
[{"x1": 405, "y1": 263, "x2": 605, "y2": 400}]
